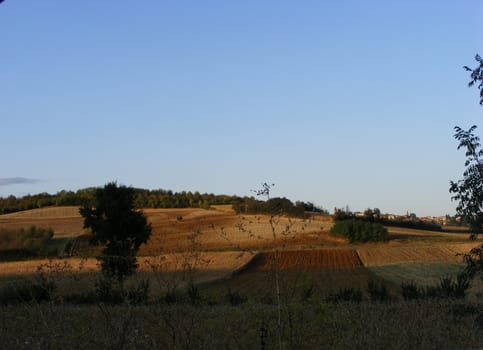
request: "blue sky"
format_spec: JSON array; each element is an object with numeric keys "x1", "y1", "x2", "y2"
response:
[{"x1": 1, "y1": 1, "x2": 482, "y2": 216}]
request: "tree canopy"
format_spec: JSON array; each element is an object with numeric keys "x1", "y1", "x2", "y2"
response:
[{"x1": 80, "y1": 182, "x2": 152, "y2": 282}]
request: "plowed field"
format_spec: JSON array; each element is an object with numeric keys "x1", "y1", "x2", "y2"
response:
[
  {"x1": 202, "y1": 248, "x2": 376, "y2": 300},
  {"x1": 239, "y1": 248, "x2": 362, "y2": 272}
]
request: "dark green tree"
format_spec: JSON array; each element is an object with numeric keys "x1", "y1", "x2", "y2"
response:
[
  {"x1": 451, "y1": 54, "x2": 483, "y2": 237},
  {"x1": 449, "y1": 125, "x2": 483, "y2": 236},
  {"x1": 450, "y1": 53, "x2": 483, "y2": 280},
  {"x1": 463, "y1": 54, "x2": 483, "y2": 105},
  {"x1": 80, "y1": 182, "x2": 152, "y2": 283}
]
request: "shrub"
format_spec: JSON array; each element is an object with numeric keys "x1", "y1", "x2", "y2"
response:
[
  {"x1": 63, "y1": 290, "x2": 99, "y2": 304},
  {"x1": 428, "y1": 273, "x2": 471, "y2": 299},
  {"x1": 367, "y1": 280, "x2": 391, "y2": 302},
  {"x1": 301, "y1": 284, "x2": 315, "y2": 303},
  {"x1": 226, "y1": 288, "x2": 248, "y2": 306},
  {"x1": 0, "y1": 280, "x2": 53, "y2": 305},
  {"x1": 330, "y1": 220, "x2": 388, "y2": 242},
  {"x1": 95, "y1": 277, "x2": 124, "y2": 304},
  {"x1": 401, "y1": 273, "x2": 471, "y2": 300},
  {"x1": 401, "y1": 280, "x2": 422, "y2": 300},
  {"x1": 327, "y1": 287, "x2": 363, "y2": 303},
  {"x1": 187, "y1": 282, "x2": 202, "y2": 305},
  {"x1": 93, "y1": 277, "x2": 151, "y2": 304},
  {"x1": 165, "y1": 289, "x2": 184, "y2": 304},
  {"x1": 127, "y1": 279, "x2": 150, "y2": 304}
]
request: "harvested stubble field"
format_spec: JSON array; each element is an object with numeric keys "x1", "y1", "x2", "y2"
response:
[
  {"x1": 140, "y1": 208, "x2": 338, "y2": 254},
  {"x1": 386, "y1": 226, "x2": 471, "y2": 241},
  {"x1": 356, "y1": 244, "x2": 468, "y2": 267},
  {"x1": 0, "y1": 206, "x2": 84, "y2": 236},
  {"x1": 368, "y1": 263, "x2": 467, "y2": 287}
]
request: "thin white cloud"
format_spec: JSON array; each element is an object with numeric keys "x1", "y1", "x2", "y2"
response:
[{"x1": 0, "y1": 177, "x2": 39, "y2": 186}]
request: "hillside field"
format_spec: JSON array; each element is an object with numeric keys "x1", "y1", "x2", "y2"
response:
[
  {"x1": 1, "y1": 205, "x2": 483, "y2": 349},
  {"x1": 0, "y1": 205, "x2": 481, "y2": 298}
]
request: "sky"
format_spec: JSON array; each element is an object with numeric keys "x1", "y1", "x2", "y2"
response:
[{"x1": 1, "y1": 1, "x2": 482, "y2": 216}]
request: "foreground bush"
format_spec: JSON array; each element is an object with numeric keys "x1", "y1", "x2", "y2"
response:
[
  {"x1": 326, "y1": 287, "x2": 363, "y2": 303},
  {"x1": 401, "y1": 273, "x2": 471, "y2": 300},
  {"x1": 330, "y1": 219, "x2": 388, "y2": 242},
  {"x1": 1, "y1": 300, "x2": 482, "y2": 349}
]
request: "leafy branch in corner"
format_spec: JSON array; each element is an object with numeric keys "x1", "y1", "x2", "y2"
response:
[{"x1": 463, "y1": 54, "x2": 483, "y2": 105}]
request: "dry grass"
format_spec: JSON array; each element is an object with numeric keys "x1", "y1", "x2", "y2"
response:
[
  {"x1": 0, "y1": 251, "x2": 255, "y2": 297},
  {"x1": 386, "y1": 226, "x2": 473, "y2": 242},
  {"x1": 206, "y1": 266, "x2": 383, "y2": 300},
  {"x1": 1, "y1": 300, "x2": 483, "y2": 349},
  {"x1": 0, "y1": 206, "x2": 81, "y2": 219},
  {"x1": 368, "y1": 263, "x2": 465, "y2": 287}
]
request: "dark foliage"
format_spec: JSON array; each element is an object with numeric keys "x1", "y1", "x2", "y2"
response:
[
  {"x1": 330, "y1": 219, "x2": 388, "y2": 242},
  {"x1": 367, "y1": 280, "x2": 391, "y2": 302},
  {"x1": 0, "y1": 185, "x2": 322, "y2": 219},
  {"x1": 0, "y1": 188, "x2": 244, "y2": 214},
  {"x1": 232, "y1": 197, "x2": 306, "y2": 218},
  {"x1": 0, "y1": 282, "x2": 51, "y2": 305},
  {"x1": 463, "y1": 54, "x2": 483, "y2": 105},
  {"x1": 450, "y1": 125, "x2": 483, "y2": 236},
  {"x1": 0, "y1": 189, "x2": 95, "y2": 214},
  {"x1": 295, "y1": 201, "x2": 328, "y2": 214},
  {"x1": 463, "y1": 245, "x2": 483, "y2": 279},
  {"x1": 334, "y1": 209, "x2": 442, "y2": 231},
  {"x1": 327, "y1": 287, "x2": 363, "y2": 303},
  {"x1": 80, "y1": 182, "x2": 152, "y2": 283},
  {"x1": 226, "y1": 288, "x2": 248, "y2": 306},
  {"x1": 401, "y1": 280, "x2": 421, "y2": 300},
  {"x1": 187, "y1": 282, "x2": 202, "y2": 305},
  {"x1": 450, "y1": 54, "x2": 483, "y2": 281},
  {"x1": 400, "y1": 273, "x2": 471, "y2": 300},
  {"x1": 333, "y1": 208, "x2": 354, "y2": 221}
]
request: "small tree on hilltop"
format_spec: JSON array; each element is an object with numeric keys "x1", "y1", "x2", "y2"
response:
[{"x1": 80, "y1": 182, "x2": 152, "y2": 284}]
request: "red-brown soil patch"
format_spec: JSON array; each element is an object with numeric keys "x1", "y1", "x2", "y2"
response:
[{"x1": 237, "y1": 248, "x2": 362, "y2": 273}]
